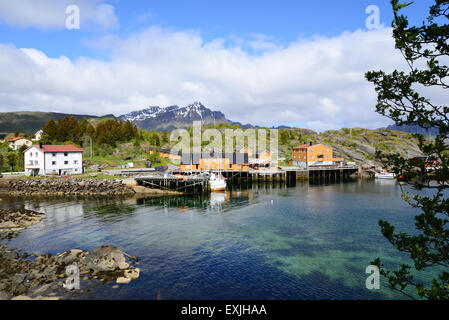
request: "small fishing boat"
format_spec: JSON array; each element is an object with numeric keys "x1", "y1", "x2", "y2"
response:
[
  {"x1": 209, "y1": 172, "x2": 227, "y2": 192},
  {"x1": 375, "y1": 172, "x2": 396, "y2": 179}
]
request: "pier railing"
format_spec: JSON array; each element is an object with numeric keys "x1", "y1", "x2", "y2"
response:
[{"x1": 136, "y1": 175, "x2": 210, "y2": 194}]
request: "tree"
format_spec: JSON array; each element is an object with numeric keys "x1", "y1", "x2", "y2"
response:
[
  {"x1": 0, "y1": 154, "x2": 4, "y2": 172},
  {"x1": 365, "y1": 0, "x2": 449, "y2": 299},
  {"x1": 7, "y1": 153, "x2": 16, "y2": 172},
  {"x1": 280, "y1": 129, "x2": 290, "y2": 145},
  {"x1": 42, "y1": 119, "x2": 58, "y2": 143},
  {"x1": 57, "y1": 116, "x2": 80, "y2": 143},
  {"x1": 122, "y1": 120, "x2": 135, "y2": 140},
  {"x1": 18, "y1": 145, "x2": 28, "y2": 154},
  {"x1": 161, "y1": 131, "x2": 169, "y2": 144}
]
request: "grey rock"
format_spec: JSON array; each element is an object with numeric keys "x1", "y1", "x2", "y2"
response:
[{"x1": 85, "y1": 246, "x2": 130, "y2": 272}]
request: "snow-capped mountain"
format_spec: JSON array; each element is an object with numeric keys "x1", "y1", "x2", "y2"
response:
[{"x1": 119, "y1": 102, "x2": 231, "y2": 131}]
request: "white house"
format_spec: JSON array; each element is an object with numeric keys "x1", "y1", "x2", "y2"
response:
[
  {"x1": 9, "y1": 137, "x2": 32, "y2": 151},
  {"x1": 32, "y1": 130, "x2": 43, "y2": 141},
  {"x1": 24, "y1": 144, "x2": 84, "y2": 176}
]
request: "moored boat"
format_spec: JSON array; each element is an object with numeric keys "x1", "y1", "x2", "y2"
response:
[
  {"x1": 209, "y1": 172, "x2": 227, "y2": 192},
  {"x1": 375, "y1": 172, "x2": 396, "y2": 179}
]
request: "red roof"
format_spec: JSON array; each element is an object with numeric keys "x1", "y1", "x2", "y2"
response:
[
  {"x1": 9, "y1": 136, "x2": 25, "y2": 142},
  {"x1": 34, "y1": 145, "x2": 83, "y2": 153},
  {"x1": 294, "y1": 144, "x2": 314, "y2": 149}
]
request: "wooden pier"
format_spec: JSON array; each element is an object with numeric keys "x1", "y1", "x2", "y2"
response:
[
  {"x1": 136, "y1": 175, "x2": 210, "y2": 194},
  {"x1": 289, "y1": 166, "x2": 360, "y2": 183},
  {"x1": 134, "y1": 166, "x2": 361, "y2": 193},
  {"x1": 211, "y1": 166, "x2": 359, "y2": 183}
]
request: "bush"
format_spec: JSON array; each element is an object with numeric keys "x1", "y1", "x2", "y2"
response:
[{"x1": 375, "y1": 142, "x2": 391, "y2": 152}]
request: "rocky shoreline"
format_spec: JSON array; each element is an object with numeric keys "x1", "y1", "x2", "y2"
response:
[
  {"x1": 0, "y1": 208, "x2": 141, "y2": 300},
  {"x1": 0, "y1": 208, "x2": 45, "y2": 241},
  {"x1": 1, "y1": 179, "x2": 136, "y2": 197}
]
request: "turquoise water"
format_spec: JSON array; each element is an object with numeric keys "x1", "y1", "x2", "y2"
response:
[{"x1": 0, "y1": 180, "x2": 437, "y2": 299}]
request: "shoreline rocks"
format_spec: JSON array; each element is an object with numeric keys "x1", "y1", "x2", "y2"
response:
[
  {"x1": 0, "y1": 209, "x2": 45, "y2": 241},
  {"x1": 2, "y1": 179, "x2": 136, "y2": 197},
  {"x1": 0, "y1": 207, "x2": 141, "y2": 300},
  {"x1": 132, "y1": 185, "x2": 183, "y2": 195},
  {"x1": 0, "y1": 245, "x2": 141, "y2": 300}
]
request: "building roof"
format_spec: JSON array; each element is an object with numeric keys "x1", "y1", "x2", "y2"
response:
[
  {"x1": 9, "y1": 136, "x2": 26, "y2": 142},
  {"x1": 29, "y1": 145, "x2": 83, "y2": 153},
  {"x1": 293, "y1": 143, "x2": 328, "y2": 150},
  {"x1": 181, "y1": 152, "x2": 249, "y2": 165}
]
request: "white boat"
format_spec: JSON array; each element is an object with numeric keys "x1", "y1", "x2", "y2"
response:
[
  {"x1": 209, "y1": 172, "x2": 227, "y2": 192},
  {"x1": 375, "y1": 172, "x2": 396, "y2": 179}
]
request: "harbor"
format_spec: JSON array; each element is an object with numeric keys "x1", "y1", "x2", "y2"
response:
[
  {"x1": 0, "y1": 179, "x2": 420, "y2": 300},
  {"x1": 134, "y1": 166, "x2": 360, "y2": 194}
]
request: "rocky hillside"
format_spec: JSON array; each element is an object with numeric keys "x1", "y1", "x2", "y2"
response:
[
  {"x1": 386, "y1": 124, "x2": 439, "y2": 136},
  {"x1": 119, "y1": 102, "x2": 231, "y2": 131},
  {"x1": 311, "y1": 128, "x2": 423, "y2": 166},
  {"x1": 160, "y1": 124, "x2": 423, "y2": 167}
]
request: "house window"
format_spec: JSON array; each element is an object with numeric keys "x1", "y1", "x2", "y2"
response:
[
  {"x1": 35, "y1": 152, "x2": 38, "y2": 157},
  {"x1": 64, "y1": 153, "x2": 68, "y2": 157},
  {"x1": 52, "y1": 161, "x2": 56, "y2": 165},
  {"x1": 64, "y1": 161, "x2": 68, "y2": 165},
  {"x1": 30, "y1": 153, "x2": 33, "y2": 158},
  {"x1": 52, "y1": 153, "x2": 56, "y2": 157},
  {"x1": 326, "y1": 155, "x2": 329, "y2": 159},
  {"x1": 74, "y1": 160, "x2": 78, "y2": 165},
  {"x1": 311, "y1": 156, "x2": 315, "y2": 159},
  {"x1": 34, "y1": 160, "x2": 38, "y2": 165},
  {"x1": 326, "y1": 149, "x2": 329, "y2": 153}
]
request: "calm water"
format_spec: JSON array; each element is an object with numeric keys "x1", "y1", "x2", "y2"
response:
[{"x1": 0, "y1": 180, "x2": 438, "y2": 300}]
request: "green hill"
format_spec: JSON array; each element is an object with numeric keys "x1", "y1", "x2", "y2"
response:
[{"x1": 0, "y1": 111, "x2": 114, "y2": 135}]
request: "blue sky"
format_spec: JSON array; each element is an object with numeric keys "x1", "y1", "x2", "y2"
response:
[
  {"x1": 0, "y1": 0, "x2": 431, "y2": 59},
  {"x1": 0, "y1": 0, "x2": 439, "y2": 130}
]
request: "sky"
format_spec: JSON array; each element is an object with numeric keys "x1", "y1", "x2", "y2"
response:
[{"x1": 0, "y1": 0, "x2": 438, "y2": 131}]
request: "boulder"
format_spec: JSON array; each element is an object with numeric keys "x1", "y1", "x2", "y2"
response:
[
  {"x1": 85, "y1": 246, "x2": 129, "y2": 272},
  {"x1": 116, "y1": 277, "x2": 131, "y2": 284},
  {"x1": 124, "y1": 268, "x2": 140, "y2": 280},
  {"x1": 58, "y1": 249, "x2": 88, "y2": 265}
]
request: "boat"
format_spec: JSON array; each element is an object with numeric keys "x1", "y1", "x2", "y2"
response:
[
  {"x1": 375, "y1": 172, "x2": 396, "y2": 179},
  {"x1": 209, "y1": 172, "x2": 227, "y2": 192}
]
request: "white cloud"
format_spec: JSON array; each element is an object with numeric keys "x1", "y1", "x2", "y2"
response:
[
  {"x1": 0, "y1": 26, "x2": 430, "y2": 131},
  {"x1": 0, "y1": 0, "x2": 118, "y2": 30}
]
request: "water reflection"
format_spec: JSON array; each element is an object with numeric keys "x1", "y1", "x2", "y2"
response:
[{"x1": 0, "y1": 180, "x2": 438, "y2": 300}]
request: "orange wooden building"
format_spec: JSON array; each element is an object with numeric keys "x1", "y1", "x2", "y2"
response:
[
  {"x1": 292, "y1": 143, "x2": 344, "y2": 167},
  {"x1": 149, "y1": 148, "x2": 181, "y2": 162},
  {"x1": 180, "y1": 152, "x2": 249, "y2": 171}
]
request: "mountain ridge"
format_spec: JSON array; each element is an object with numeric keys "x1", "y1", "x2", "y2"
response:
[
  {"x1": 0, "y1": 111, "x2": 112, "y2": 135},
  {"x1": 386, "y1": 124, "x2": 439, "y2": 136},
  {"x1": 118, "y1": 101, "x2": 231, "y2": 131}
]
